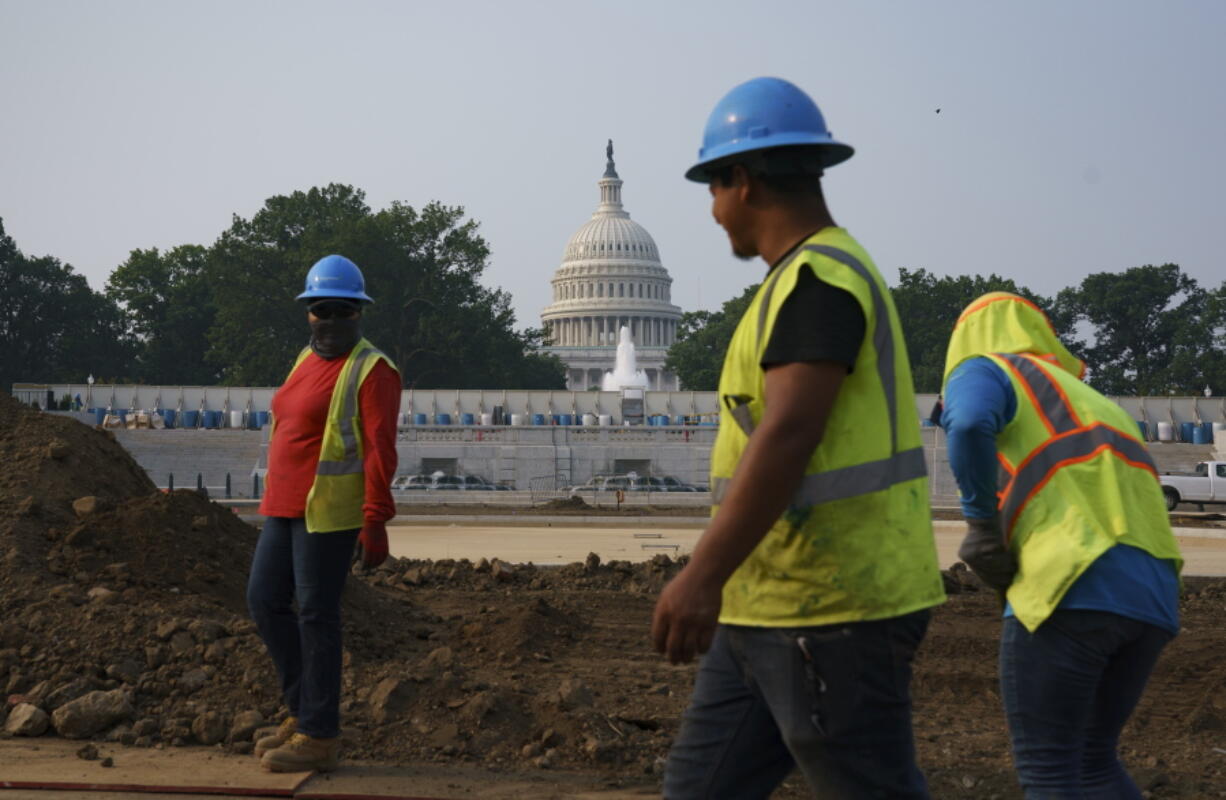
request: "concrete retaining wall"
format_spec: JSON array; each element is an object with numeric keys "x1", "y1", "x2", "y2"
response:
[{"x1": 84, "y1": 421, "x2": 1217, "y2": 506}]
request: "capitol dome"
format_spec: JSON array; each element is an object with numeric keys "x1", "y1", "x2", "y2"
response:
[{"x1": 541, "y1": 143, "x2": 683, "y2": 391}]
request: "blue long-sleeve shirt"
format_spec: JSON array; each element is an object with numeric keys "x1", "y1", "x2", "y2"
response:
[{"x1": 941, "y1": 357, "x2": 1179, "y2": 634}]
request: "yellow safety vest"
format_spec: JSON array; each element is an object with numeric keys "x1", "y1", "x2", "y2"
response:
[
  {"x1": 713, "y1": 228, "x2": 945, "y2": 627},
  {"x1": 981, "y1": 352, "x2": 1182, "y2": 631},
  {"x1": 272, "y1": 338, "x2": 399, "y2": 533},
  {"x1": 943, "y1": 292, "x2": 1182, "y2": 632}
]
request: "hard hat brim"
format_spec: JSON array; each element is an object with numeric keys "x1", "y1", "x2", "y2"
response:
[
  {"x1": 685, "y1": 139, "x2": 854, "y2": 183},
  {"x1": 295, "y1": 288, "x2": 374, "y2": 303}
]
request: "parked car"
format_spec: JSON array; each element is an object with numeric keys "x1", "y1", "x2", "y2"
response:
[
  {"x1": 569, "y1": 474, "x2": 701, "y2": 495},
  {"x1": 391, "y1": 474, "x2": 430, "y2": 490},
  {"x1": 1160, "y1": 461, "x2": 1226, "y2": 510},
  {"x1": 390, "y1": 473, "x2": 459, "y2": 491}
]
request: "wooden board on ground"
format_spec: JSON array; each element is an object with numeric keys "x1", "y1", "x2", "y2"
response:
[
  {"x1": 0, "y1": 740, "x2": 310, "y2": 796},
  {"x1": 294, "y1": 764, "x2": 657, "y2": 799}
]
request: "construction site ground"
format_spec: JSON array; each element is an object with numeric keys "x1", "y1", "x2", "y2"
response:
[{"x1": 3, "y1": 394, "x2": 1226, "y2": 799}]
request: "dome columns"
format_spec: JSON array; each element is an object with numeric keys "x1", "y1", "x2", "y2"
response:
[{"x1": 548, "y1": 314, "x2": 678, "y2": 348}]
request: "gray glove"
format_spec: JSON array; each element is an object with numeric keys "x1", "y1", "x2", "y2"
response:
[{"x1": 958, "y1": 516, "x2": 1017, "y2": 592}]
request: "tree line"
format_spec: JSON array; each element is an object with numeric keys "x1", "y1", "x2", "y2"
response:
[
  {"x1": 1, "y1": 185, "x2": 567, "y2": 392},
  {"x1": 666, "y1": 264, "x2": 1226, "y2": 396}
]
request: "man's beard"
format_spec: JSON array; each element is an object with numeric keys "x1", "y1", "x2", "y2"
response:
[{"x1": 731, "y1": 240, "x2": 757, "y2": 261}]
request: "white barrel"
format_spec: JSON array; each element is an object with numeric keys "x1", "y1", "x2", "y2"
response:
[
  {"x1": 598, "y1": 414, "x2": 613, "y2": 426},
  {"x1": 1156, "y1": 421, "x2": 1174, "y2": 442},
  {"x1": 480, "y1": 412, "x2": 493, "y2": 425},
  {"x1": 510, "y1": 413, "x2": 525, "y2": 426},
  {"x1": 1214, "y1": 422, "x2": 1226, "y2": 432},
  {"x1": 229, "y1": 410, "x2": 244, "y2": 428},
  {"x1": 582, "y1": 413, "x2": 597, "y2": 426}
]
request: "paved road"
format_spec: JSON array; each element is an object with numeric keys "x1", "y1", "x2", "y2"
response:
[{"x1": 388, "y1": 520, "x2": 1226, "y2": 576}]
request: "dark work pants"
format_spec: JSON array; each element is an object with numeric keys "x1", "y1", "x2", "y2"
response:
[
  {"x1": 246, "y1": 517, "x2": 358, "y2": 739},
  {"x1": 664, "y1": 611, "x2": 932, "y2": 799},
  {"x1": 1000, "y1": 610, "x2": 1173, "y2": 799}
]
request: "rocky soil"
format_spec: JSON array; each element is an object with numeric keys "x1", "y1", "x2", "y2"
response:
[{"x1": 2, "y1": 392, "x2": 1226, "y2": 797}]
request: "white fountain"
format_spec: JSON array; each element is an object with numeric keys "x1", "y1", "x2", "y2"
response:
[{"x1": 602, "y1": 326, "x2": 649, "y2": 390}]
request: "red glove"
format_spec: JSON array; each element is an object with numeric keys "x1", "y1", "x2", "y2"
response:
[{"x1": 356, "y1": 520, "x2": 389, "y2": 570}]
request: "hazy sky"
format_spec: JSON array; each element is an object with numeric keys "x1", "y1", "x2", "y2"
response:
[{"x1": 3, "y1": 1, "x2": 1223, "y2": 329}]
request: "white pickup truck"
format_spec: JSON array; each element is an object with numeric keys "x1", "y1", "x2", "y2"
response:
[{"x1": 1160, "y1": 461, "x2": 1226, "y2": 511}]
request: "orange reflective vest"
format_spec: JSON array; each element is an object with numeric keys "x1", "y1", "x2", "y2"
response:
[{"x1": 982, "y1": 352, "x2": 1182, "y2": 631}]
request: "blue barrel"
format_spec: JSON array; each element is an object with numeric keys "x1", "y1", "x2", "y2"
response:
[
  {"x1": 1180, "y1": 421, "x2": 1195, "y2": 443},
  {"x1": 460, "y1": 413, "x2": 475, "y2": 425},
  {"x1": 531, "y1": 413, "x2": 546, "y2": 426},
  {"x1": 412, "y1": 413, "x2": 427, "y2": 425},
  {"x1": 550, "y1": 414, "x2": 562, "y2": 425},
  {"x1": 93, "y1": 408, "x2": 107, "y2": 425},
  {"x1": 181, "y1": 410, "x2": 200, "y2": 428},
  {"x1": 203, "y1": 410, "x2": 221, "y2": 429},
  {"x1": 674, "y1": 415, "x2": 686, "y2": 426},
  {"x1": 558, "y1": 413, "x2": 574, "y2": 426},
  {"x1": 1193, "y1": 423, "x2": 1212, "y2": 445},
  {"x1": 161, "y1": 409, "x2": 176, "y2": 429},
  {"x1": 257, "y1": 411, "x2": 271, "y2": 429},
  {"x1": 1136, "y1": 420, "x2": 1147, "y2": 439},
  {"x1": 435, "y1": 413, "x2": 452, "y2": 425}
]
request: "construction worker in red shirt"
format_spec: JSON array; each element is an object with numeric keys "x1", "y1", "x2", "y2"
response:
[{"x1": 246, "y1": 254, "x2": 400, "y2": 772}]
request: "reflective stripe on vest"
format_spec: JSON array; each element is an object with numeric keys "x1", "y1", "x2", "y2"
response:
[
  {"x1": 315, "y1": 347, "x2": 377, "y2": 476},
  {"x1": 994, "y1": 353, "x2": 1157, "y2": 538},
  {"x1": 712, "y1": 244, "x2": 927, "y2": 505},
  {"x1": 996, "y1": 353, "x2": 1081, "y2": 435}
]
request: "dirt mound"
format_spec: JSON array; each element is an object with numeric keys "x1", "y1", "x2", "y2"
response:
[{"x1": 0, "y1": 394, "x2": 154, "y2": 522}]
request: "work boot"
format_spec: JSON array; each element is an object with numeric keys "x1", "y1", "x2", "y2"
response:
[
  {"x1": 261, "y1": 732, "x2": 340, "y2": 773},
  {"x1": 253, "y1": 716, "x2": 298, "y2": 758}
]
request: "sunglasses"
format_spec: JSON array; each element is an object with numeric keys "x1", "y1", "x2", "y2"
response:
[{"x1": 309, "y1": 302, "x2": 360, "y2": 320}]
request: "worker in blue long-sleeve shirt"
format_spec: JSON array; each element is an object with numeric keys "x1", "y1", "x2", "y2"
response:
[{"x1": 940, "y1": 292, "x2": 1182, "y2": 799}]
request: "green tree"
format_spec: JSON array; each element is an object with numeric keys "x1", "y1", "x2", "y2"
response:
[
  {"x1": 106, "y1": 245, "x2": 217, "y2": 384},
  {"x1": 204, "y1": 185, "x2": 565, "y2": 388},
  {"x1": 1203, "y1": 282, "x2": 1226, "y2": 396},
  {"x1": 1055, "y1": 264, "x2": 1222, "y2": 395},
  {"x1": 891, "y1": 268, "x2": 1057, "y2": 393},
  {"x1": 206, "y1": 184, "x2": 371, "y2": 385},
  {"x1": 665, "y1": 284, "x2": 759, "y2": 391},
  {"x1": 359, "y1": 201, "x2": 564, "y2": 389},
  {"x1": 0, "y1": 218, "x2": 134, "y2": 392}
]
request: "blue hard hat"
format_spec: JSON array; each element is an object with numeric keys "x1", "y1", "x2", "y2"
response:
[
  {"x1": 685, "y1": 77, "x2": 854, "y2": 182},
  {"x1": 296, "y1": 255, "x2": 374, "y2": 303}
]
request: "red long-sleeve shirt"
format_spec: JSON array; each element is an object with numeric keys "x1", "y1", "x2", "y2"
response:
[{"x1": 259, "y1": 352, "x2": 400, "y2": 524}]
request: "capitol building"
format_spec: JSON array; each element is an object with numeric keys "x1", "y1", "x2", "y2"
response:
[{"x1": 540, "y1": 143, "x2": 683, "y2": 391}]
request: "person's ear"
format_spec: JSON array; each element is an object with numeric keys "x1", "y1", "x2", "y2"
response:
[{"x1": 731, "y1": 163, "x2": 754, "y2": 204}]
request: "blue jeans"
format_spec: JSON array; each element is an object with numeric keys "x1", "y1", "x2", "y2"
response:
[
  {"x1": 1000, "y1": 610, "x2": 1173, "y2": 799},
  {"x1": 246, "y1": 517, "x2": 358, "y2": 739},
  {"x1": 664, "y1": 611, "x2": 931, "y2": 799}
]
